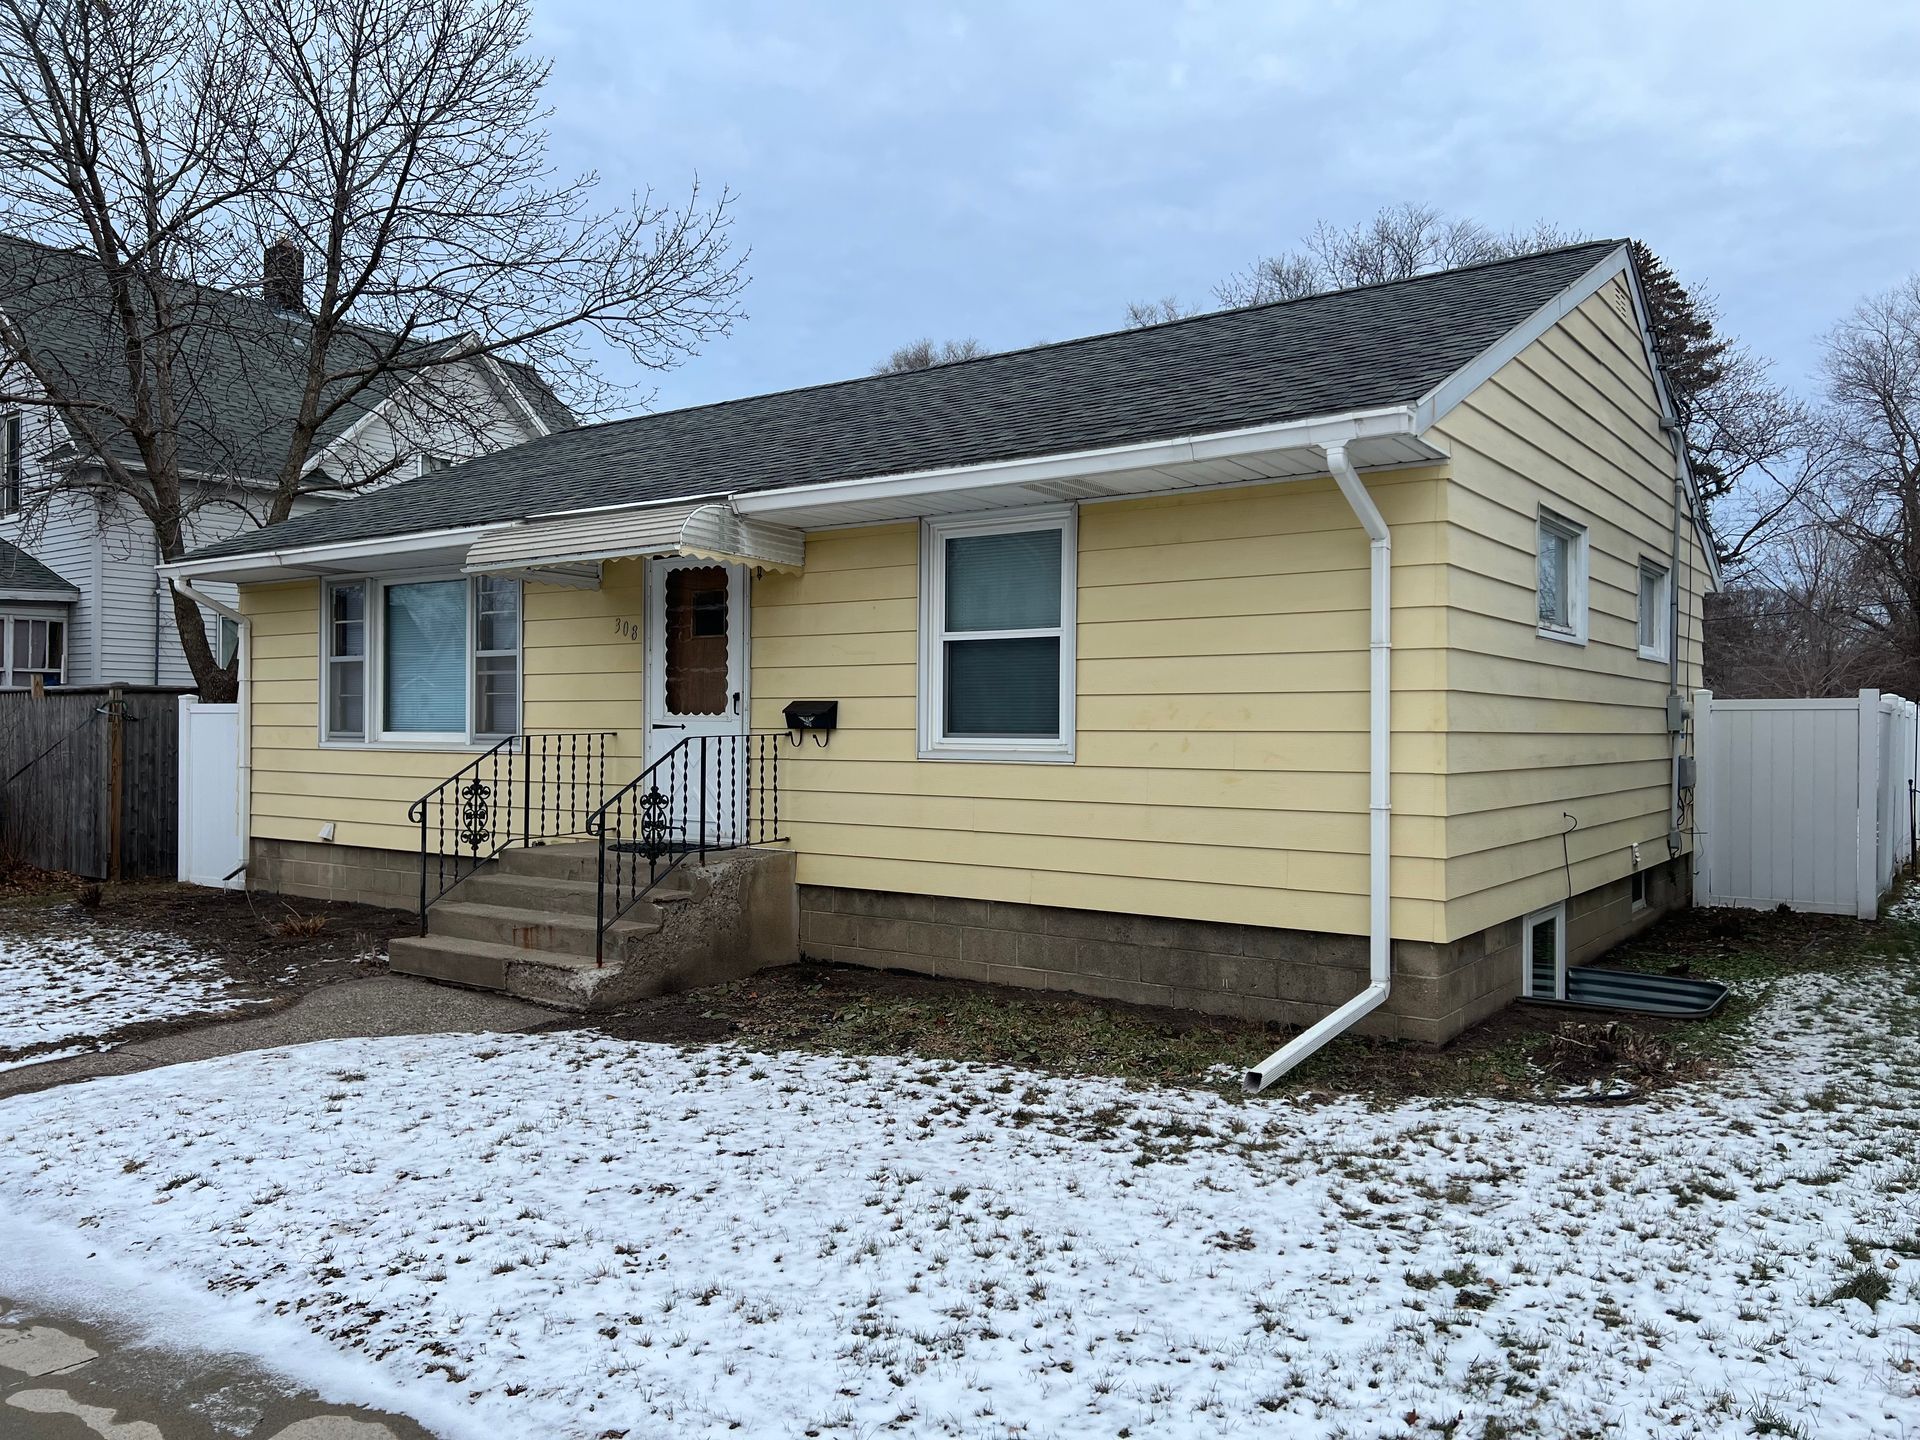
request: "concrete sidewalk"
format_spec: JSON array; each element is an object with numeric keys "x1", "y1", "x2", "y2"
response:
[
  {"x1": 0, "y1": 976, "x2": 558, "y2": 1101},
  {"x1": 0, "y1": 1303, "x2": 441, "y2": 1439}
]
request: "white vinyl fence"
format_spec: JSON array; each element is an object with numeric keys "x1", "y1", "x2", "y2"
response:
[
  {"x1": 1692, "y1": 688, "x2": 1918, "y2": 918},
  {"x1": 177, "y1": 697, "x2": 244, "y2": 889}
]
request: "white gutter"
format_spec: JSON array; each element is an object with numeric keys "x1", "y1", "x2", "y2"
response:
[
  {"x1": 168, "y1": 577, "x2": 250, "y2": 883},
  {"x1": 733, "y1": 405, "x2": 1424, "y2": 517},
  {"x1": 1244, "y1": 441, "x2": 1393, "y2": 1092}
]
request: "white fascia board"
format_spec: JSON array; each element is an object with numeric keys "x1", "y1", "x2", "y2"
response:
[
  {"x1": 731, "y1": 406, "x2": 1421, "y2": 518},
  {"x1": 157, "y1": 522, "x2": 498, "y2": 582},
  {"x1": 1415, "y1": 243, "x2": 1723, "y2": 590}
]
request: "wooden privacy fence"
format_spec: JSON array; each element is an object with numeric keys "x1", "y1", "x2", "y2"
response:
[
  {"x1": 1691, "y1": 688, "x2": 1918, "y2": 919},
  {"x1": 0, "y1": 685, "x2": 190, "y2": 881}
]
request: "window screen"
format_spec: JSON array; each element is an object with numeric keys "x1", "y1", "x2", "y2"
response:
[{"x1": 1638, "y1": 561, "x2": 1669, "y2": 658}]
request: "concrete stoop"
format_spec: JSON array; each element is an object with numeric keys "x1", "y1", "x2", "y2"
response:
[{"x1": 388, "y1": 842, "x2": 799, "y2": 1010}]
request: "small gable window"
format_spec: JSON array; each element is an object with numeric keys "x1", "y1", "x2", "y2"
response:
[
  {"x1": 1536, "y1": 508, "x2": 1588, "y2": 644},
  {"x1": 1637, "y1": 559, "x2": 1671, "y2": 662}
]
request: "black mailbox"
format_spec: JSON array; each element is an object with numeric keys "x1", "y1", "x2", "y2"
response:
[{"x1": 782, "y1": 700, "x2": 838, "y2": 745}]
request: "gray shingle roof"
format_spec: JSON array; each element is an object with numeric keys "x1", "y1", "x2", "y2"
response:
[
  {"x1": 189, "y1": 240, "x2": 1622, "y2": 563},
  {"x1": 0, "y1": 233, "x2": 576, "y2": 482},
  {"x1": 0, "y1": 536, "x2": 79, "y2": 599}
]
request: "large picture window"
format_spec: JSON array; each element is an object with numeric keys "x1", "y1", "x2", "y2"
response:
[
  {"x1": 324, "y1": 575, "x2": 520, "y2": 745},
  {"x1": 919, "y1": 507, "x2": 1075, "y2": 761}
]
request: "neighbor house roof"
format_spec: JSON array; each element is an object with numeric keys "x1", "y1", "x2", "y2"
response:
[
  {"x1": 0, "y1": 233, "x2": 576, "y2": 484},
  {"x1": 187, "y1": 240, "x2": 1626, "y2": 563},
  {"x1": 0, "y1": 536, "x2": 80, "y2": 601}
]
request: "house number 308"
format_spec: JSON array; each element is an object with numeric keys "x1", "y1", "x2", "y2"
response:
[{"x1": 613, "y1": 618, "x2": 642, "y2": 640}]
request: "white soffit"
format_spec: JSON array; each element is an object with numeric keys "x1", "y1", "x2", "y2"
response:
[{"x1": 462, "y1": 501, "x2": 805, "y2": 577}]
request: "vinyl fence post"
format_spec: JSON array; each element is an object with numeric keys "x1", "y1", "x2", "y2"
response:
[
  {"x1": 1857, "y1": 688, "x2": 1882, "y2": 919},
  {"x1": 1690, "y1": 689, "x2": 1713, "y2": 908}
]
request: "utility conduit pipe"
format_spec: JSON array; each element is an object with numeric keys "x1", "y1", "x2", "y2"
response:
[{"x1": 1244, "y1": 442, "x2": 1392, "y2": 1092}]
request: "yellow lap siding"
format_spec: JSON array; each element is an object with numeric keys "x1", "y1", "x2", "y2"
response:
[
  {"x1": 752, "y1": 472, "x2": 1452, "y2": 942},
  {"x1": 1432, "y1": 280, "x2": 1712, "y2": 940},
  {"x1": 239, "y1": 561, "x2": 650, "y2": 856}
]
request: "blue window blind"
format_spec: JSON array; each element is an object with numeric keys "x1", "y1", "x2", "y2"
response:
[{"x1": 383, "y1": 580, "x2": 465, "y2": 733}]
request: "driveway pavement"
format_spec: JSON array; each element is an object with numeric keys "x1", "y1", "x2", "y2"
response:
[{"x1": 0, "y1": 975, "x2": 556, "y2": 1101}]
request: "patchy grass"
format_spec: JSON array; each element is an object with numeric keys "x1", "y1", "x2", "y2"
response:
[{"x1": 585, "y1": 885, "x2": 1920, "y2": 1103}]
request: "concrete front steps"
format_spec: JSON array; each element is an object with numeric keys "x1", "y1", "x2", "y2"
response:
[{"x1": 389, "y1": 841, "x2": 798, "y2": 1010}]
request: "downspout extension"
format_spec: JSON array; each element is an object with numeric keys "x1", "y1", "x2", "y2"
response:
[
  {"x1": 1244, "y1": 443, "x2": 1392, "y2": 1092},
  {"x1": 169, "y1": 577, "x2": 250, "y2": 884}
]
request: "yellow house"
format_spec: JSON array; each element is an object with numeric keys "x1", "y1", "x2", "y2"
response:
[{"x1": 162, "y1": 241, "x2": 1718, "y2": 1086}]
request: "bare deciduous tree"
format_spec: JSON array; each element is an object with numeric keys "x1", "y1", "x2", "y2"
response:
[
  {"x1": 1212, "y1": 204, "x2": 1583, "y2": 307},
  {"x1": 0, "y1": 0, "x2": 745, "y2": 700},
  {"x1": 874, "y1": 337, "x2": 987, "y2": 374}
]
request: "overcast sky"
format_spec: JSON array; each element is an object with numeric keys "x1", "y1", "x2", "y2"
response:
[{"x1": 532, "y1": 1, "x2": 1920, "y2": 416}]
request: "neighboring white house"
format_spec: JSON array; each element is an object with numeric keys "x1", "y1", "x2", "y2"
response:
[{"x1": 0, "y1": 233, "x2": 574, "y2": 687}]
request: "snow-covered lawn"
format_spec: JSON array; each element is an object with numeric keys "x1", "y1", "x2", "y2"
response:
[
  {"x1": 1, "y1": 970, "x2": 1917, "y2": 1439},
  {"x1": 0, "y1": 925, "x2": 260, "y2": 1070}
]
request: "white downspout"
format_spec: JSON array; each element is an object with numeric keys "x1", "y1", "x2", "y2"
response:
[
  {"x1": 1244, "y1": 442, "x2": 1392, "y2": 1092},
  {"x1": 169, "y1": 577, "x2": 250, "y2": 882}
]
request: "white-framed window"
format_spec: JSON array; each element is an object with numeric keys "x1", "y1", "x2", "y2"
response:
[
  {"x1": 1522, "y1": 901, "x2": 1567, "y2": 1000},
  {"x1": 217, "y1": 615, "x2": 239, "y2": 668},
  {"x1": 1, "y1": 412, "x2": 22, "y2": 515},
  {"x1": 1, "y1": 615, "x2": 64, "y2": 687},
  {"x1": 918, "y1": 506, "x2": 1076, "y2": 762},
  {"x1": 416, "y1": 453, "x2": 453, "y2": 477},
  {"x1": 1536, "y1": 508, "x2": 1589, "y2": 644},
  {"x1": 1630, "y1": 868, "x2": 1648, "y2": 912},
  {"x1": 1636, "y1": 558, "x2": 1671, "y2": 662},
  {"x1": 323, "y1": 574, "x2": 520, "y2": 746}
]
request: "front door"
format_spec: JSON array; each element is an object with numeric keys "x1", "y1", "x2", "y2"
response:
[{"x1": 646, "y1": 557, "x2": 749, "y2": 842}]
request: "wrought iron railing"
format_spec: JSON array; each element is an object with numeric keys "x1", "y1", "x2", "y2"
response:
[
  {"x1": 586, "y1": 732, "x2": 786, "y2": 965},
  {"x1": 407, "y1": 731, "x2": 616, "y2": 929}
]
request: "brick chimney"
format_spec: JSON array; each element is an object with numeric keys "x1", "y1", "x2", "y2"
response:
[{"x1": 263, "y1": 235, "x2": 304, "y2": 313}]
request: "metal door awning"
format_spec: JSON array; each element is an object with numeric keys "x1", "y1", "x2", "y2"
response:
[{"x1": 463, "y1": 501, "x2": 805, "y2": 586}]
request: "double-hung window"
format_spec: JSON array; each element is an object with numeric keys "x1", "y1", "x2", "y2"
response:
[
  {"x1": 919, "y1": 507, "x2": 1076, "y2": 761},
  {"x1": 1636, "y1": 559, "x2": 1671, "y2": 662},
  {"x1": 1, "y1": 412, "x2": 21, "y2": 515},
  {"x1": 1536, "y1": 508, "x2": 1589, "y2": 644},
  {"x1": 324, "y1": 575, "x2": 520, "y2": 745},
  {"x1": 1, "y1": 616, "x2": 63, "y2": 687}
]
